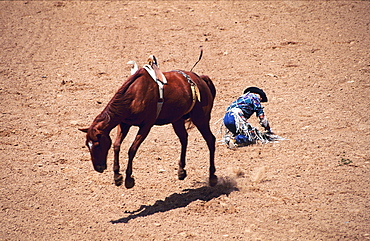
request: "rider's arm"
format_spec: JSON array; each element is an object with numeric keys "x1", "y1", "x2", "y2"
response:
[{"x1": 259, "y1": 114, "x2": 273, "y2": 133}]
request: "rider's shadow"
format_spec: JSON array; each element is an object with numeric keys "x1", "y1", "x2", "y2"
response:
[{"x1": 110, "y1": 177, "x2": 238, "y2": 224}]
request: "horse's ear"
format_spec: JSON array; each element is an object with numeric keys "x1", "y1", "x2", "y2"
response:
[{"x1": 79, "y1": 128, "x2": 88, "y2": 133}]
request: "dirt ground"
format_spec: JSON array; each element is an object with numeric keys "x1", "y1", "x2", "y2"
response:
[{"x1": 1, "y1": 1, "x2": 369, "y2": 240}]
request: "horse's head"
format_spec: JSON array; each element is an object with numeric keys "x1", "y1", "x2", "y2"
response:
[{"x1": 79, "y1": 127, "x2": 112, "y2": 173}]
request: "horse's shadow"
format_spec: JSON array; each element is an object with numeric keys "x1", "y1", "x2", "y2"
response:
[{"x1": 111, "y1": 177, "x2": 238, "y2": 224}]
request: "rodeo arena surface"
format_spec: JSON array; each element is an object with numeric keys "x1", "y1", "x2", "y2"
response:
[{"x1": 1, "y1": 1, "x2": 369, "y2": 241}]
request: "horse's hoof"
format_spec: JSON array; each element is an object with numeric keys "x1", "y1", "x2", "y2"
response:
[
  {"x1": 114, "y1": 174, "x2": 123, "y2": 186},
  {"x1": 125, "y1": 177, "x2": 135, "y2": 189},
  {"x1": 209, "y1": 175, "x2": 218, "y2": 187},
  {"x1": 178, "y1": 169, "x2": 187, "y2": 180}
]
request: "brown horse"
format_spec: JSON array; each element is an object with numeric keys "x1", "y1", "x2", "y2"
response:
[{"x1": 79, "y1": 68, "x2": 217, "y2": 189}]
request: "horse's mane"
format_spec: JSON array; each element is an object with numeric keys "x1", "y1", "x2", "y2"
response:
[
  {"x1": 95, "y1": 69, "x2": 145, "y2": 123},
  {"x1": 112, "y1": 69, "x2": 144, "y2": 100},
  {"x1": 95, "y1": 110, "x2": 111, "y2": 123}
]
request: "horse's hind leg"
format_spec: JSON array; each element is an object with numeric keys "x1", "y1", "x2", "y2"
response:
[
  {"x1": 125, "y1": 125, "x2": 152, "y2": 189},
  {"x1": 113, "y1": 123, "x2": 131, "y2": 186},
  {"x1": 172, "y1": 119, "x2": 188, "y2": 180},
  {"x1": 193, "y1": 119, "x2": 217, "y2": 187}
]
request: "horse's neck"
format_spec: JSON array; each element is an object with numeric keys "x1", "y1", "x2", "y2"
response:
[{"x1": 96, "y1": 75, "x2": 138, "y2": 130}]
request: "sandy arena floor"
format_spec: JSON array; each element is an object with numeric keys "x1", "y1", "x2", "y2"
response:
[{"x1": 1, "y1": 1, "x2": 369, "y2": 240}]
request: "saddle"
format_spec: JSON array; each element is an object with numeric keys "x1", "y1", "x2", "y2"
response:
[
  {"x1": 130, "y1": 55, "x2": 200, "y2": 119},
  {"x1": 143, "y1": 55, "x2": 167, "y2": 118},
  {"x1": 145, "y1": 55, "x2": 167, "y2": 84}
]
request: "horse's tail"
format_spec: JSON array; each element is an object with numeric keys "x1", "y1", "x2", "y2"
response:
[
  {"x1": 190, "y1": 46, "x2": 203, "y2": 72},
  {"x1": 200, "y1": 75, "x2": 216, "y2": 99}
]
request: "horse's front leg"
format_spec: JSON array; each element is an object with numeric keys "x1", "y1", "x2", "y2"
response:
[
  {"x1": 113, "y1": 123, "x2": 131, "y2": 186},
  {"x1": 172, "y1": 120, "x2": 188, "y2": 180},
  {"x1": 125, "y1": 125, "x2": 152, "y2": 189}
]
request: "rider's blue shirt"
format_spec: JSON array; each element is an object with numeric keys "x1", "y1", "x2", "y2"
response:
[{"x1": 226, "y1": 92, "x2": 264, "y2": 119}]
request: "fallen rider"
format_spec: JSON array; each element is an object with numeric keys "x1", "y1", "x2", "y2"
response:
[{"x1": 223, "y1": 87, "x2": 274, "y2": 147}]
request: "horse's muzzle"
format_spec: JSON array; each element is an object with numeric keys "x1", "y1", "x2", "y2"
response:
[{"x1": 94, "y1": 165, "x2": 107, "y2": 173}]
